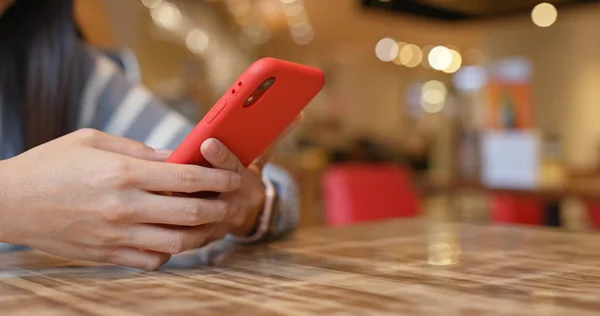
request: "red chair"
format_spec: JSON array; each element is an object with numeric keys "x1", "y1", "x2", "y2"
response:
[
  {"x1": 490, "y1": 193, "x2": 543, "y2": 225},
  {"x1": 585, "y1": 202, "x2": 600, "y2": 229},
  {"x1": 322, "y1": 164, "x2": 421, "y2": 226}
]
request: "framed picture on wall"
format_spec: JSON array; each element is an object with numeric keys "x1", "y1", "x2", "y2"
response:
[
  {"x1": 486, "y1": 81, "x2": 533, "y2": 130},
  {"x1": 485, "y1": 57, "x2": 533, "y2": 130}
]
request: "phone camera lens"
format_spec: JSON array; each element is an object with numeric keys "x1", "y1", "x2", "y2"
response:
[
  {"x1": 260, "y1": 77, "x2": 275, "y2": 90},
  {"x1": 244, "y1": 77, "x2": 275, "y2": 107}
]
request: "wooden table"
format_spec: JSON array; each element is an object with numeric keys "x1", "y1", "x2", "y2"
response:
[{"x1": 1, "y1": 219, "x2": 600, "y2": 315}]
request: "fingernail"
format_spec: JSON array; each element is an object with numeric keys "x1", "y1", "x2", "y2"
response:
[{"x1": 201, "y1": 139, "x2": 221, "y2": 157}]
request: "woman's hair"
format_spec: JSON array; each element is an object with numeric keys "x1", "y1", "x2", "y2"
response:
[{"x1": 0, "y1": 0, "x2": 88, "y2": 152}]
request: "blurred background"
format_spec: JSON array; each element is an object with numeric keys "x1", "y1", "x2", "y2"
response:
[{"x1": 79, "y1": 0, "x2": 600, "y2": 231}]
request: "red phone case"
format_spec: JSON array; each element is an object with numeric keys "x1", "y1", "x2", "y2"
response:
[{"x1": 166, "y1": 57, "x2": 325, "y2": 167}]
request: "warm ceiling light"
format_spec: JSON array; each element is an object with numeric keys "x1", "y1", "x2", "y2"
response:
[
  {"x1": 186, "y1": 28, "x2": 210, "y2": 54},
  {"x1": 428, "y1": 46, "x2": 452, "y2": 71},
  {"x1": 422, "y1": 80, "x2": 447, "y2": 97},
  {"x1": 397, "y1": 44, "x2": 422, "y2": 67},
  {"x1": 375, "y1": 38, "x2": 399, "y2": 62},
  {"x1": 421, "y1": 80, "x2": 447, "y2": 114},
  {"x1": 403, "y1": 44, "x2": 423, "y2": 68},
  {"x1": 245, "y1": 24, "x2": 270, "y2": 45},
  {"x1": 150, "y1": 2, "x2": 182, "y2": 30},
  {"x1": 392, "y1": 42, "x2": 407, "y2": 65},
  {"x1": 443, "y1": 49, "x2": 462, "y2": 73},
  {"x1": 532, "y1": 3, "x2": 557, "y2": 27},
  {"x1": 291, "y1": 22, "x2": 314, "y2": 45}
]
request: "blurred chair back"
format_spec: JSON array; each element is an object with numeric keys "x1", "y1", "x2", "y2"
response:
[
  {"x1": 585, "y1": 202, "x2": 600, "y2": 229},
  {"x1": 322, "y1": 164, "x2": 420, "y2": 226},
  {"x1": 490, "y1": 194, "x2": 543, "y2": 225}
]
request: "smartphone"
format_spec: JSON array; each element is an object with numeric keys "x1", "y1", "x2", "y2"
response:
[{"x1": 166, "y1": 57, "x2": 325, "y2": 167}]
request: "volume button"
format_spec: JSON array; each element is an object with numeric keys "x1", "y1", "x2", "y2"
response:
[{"x1": 206, "y1": 99, "x2": 227, "y2": 124}]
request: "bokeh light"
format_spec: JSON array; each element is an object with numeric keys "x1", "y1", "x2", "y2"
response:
[
  {"x1": 428, "y1": 46, "x2": 452, "y2": 71},
  {"x1": 150, "y1": 1, "x2": 182, "y2": 30},
  {"x1": 420, "y1": 80, "x2": 447, "y2": 113},
  {"x1": 291, "y1": 22, "x2": 314, "y2": 45},
  {"x1": 399, "y1": 44, "x2": 423, "y2": 68},
  {"x1": 245, "y1": 24, "x2": 270, "y2": 45},
  {"x1": 375, "y1": 38, "x2": 399, "y2": 62},
  {"x1": 392, "y1": 42, "x2": 407, "y2": 65},
  {"x1": 532, "y1": 3, "x2": 558, "y2": 27},
  {"x1": 443, "y1": 49, "x2": 462, "y2": 73},
  {"x1": 186, "y1": 28, "x2": 210, "y2": 54}
]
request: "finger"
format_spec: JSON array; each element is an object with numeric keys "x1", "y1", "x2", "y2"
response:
[
  {"x1": 192, "y1": 225, "x2": 229, "y2": 248},
  {"x1": 124, "y1": 224, "x2": 216, "y2": 255},
  {"x1": 108, "y1": 247, "x2": 171, "y2": 270},
  {"x1": 78, "y1": 129, "x2": 171, "y2": 161},
  {"x1": 208, "y1": 223, "x2": 231, "y2": 241},
  {"x1": 201, "y1": 139, "x2": 245, "y2": 174},
  {"x1": 131, "y1": 160, "x2": 242, "y2": 193},
  {"x1": 126, "y1": 192, "x2": 228, "y2": 226}
]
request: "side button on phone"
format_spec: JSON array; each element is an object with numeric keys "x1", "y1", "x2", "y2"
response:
[{"x1": 206, "y1": 99, "x2": 227, "y2": 124}]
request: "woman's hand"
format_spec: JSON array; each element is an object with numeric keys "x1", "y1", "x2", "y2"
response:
[
  {"x1": 0, "y1": 129, "x2": 242, "y2": 270},
  {"x1": 199, "y1": 139, "x2": 269, "y2": 239},
  {"x1": 198, "y1": 114, "x2": 303, "y2": 241}
]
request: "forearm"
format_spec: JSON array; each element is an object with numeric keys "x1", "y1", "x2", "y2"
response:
[
  {"x1": 0, "y1": 160, "x2": 11, "y2": 245},
  {"x1": 0, "y1": 159, "x2": 30, "y2": 251},
  {"x1": 0, "y1": 159, "x2": 18, "y2": 244}
]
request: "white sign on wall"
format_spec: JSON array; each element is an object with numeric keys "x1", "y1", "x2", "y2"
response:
[{"x1": 480, "y1": 131, "x2": 540, "y2": 189}]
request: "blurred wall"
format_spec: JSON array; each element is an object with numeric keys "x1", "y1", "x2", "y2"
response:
[
  {"x1": 481, "y1": 2, "x2": 600, "y2": 169},
  {"x1": 263, "y1": 1, "x2": 480, "y2": 142},
  {"x1": 75, "y1": 0, "x2": 113, "y2": 47},
  {"x1": 99, "y1": 0, "x2": 195, "y2": 94},
  {"x1": 98, "y1": 0, "x2": 257, "y2": 103}
]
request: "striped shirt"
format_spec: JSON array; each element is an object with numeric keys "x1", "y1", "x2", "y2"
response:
[{"x1": 0, "y1": 48, "x2": 299, "y2": 261}]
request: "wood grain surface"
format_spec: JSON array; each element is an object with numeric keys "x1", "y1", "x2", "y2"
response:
[{"x1": 1, "y1": 219, "x2": 599, "y2": 315}]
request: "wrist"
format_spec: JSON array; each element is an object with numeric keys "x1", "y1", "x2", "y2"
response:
[
  {"x1": 228, "y1": 178, "x2": 278, "y2": 243},
  {"x1": 230, "y1": 184, "x2": 266, "y2": 237},
  {"x1": 0, "y1": 159, "x2": 20, "y2": 244}
]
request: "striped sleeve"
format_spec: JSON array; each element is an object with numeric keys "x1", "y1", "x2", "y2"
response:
[
  {"x1": 79, "y1": 53, "x2": 299, "y2": 241},
  {"x1": 78, "y1": 54, "x2": 192, "y2": 150}
]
